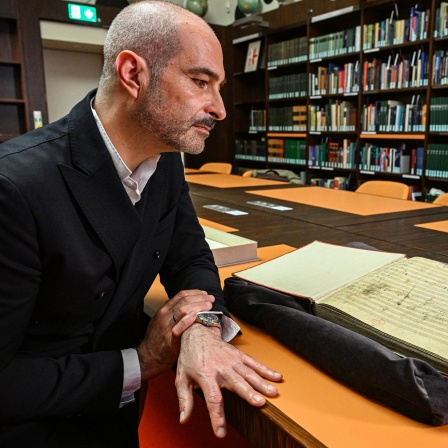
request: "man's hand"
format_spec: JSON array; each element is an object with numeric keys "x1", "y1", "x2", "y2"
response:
[
  {"x1": 175, "y1": 324, "x2": 283, "y2": 438},
  {"x1": 137, "y1": 290, "x2": 215, "y2": 380}
]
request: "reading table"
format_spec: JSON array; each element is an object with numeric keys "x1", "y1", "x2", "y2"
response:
[
  {"x1": 145, "y1": 176, "x2": 448, "y2": 446},
  {"x1": 144, "y1": 243, "x2": 448, "y2": 448},
  {"x1": 185, "y1": 172, "x2": 287, "y2": 188},
  {"x1": 188, "y1": 183, "x2": 447, "y2": 228},
  {"x1": 337, "y1": 214, "x2": 448, "y2": 257},
  {"x1": 190, "y1": 193, "x2": 448, "y2": 263}
]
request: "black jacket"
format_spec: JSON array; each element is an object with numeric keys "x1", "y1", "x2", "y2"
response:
[{"x1": 0, "y1": 90, "x2": 224, "y2": 447}]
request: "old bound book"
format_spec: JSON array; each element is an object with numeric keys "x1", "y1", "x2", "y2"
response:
[
  {"x1": 232, "y1": 240, "x2": 448, "y2": 374},
  {"x1": 203, "y1": 226, "x2": 258, "y2": 267}
]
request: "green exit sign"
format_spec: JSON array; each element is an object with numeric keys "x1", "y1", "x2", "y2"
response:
[{"x1": 67, "y1": 3, "x2": 97, "y2": 23}]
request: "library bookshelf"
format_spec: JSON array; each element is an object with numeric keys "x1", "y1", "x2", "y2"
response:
[
  {"x1": 0, "y1": 13, "x2": 28, "y2": 143},
  {"x1": 231, "y1": 0, "x2": 448, "y2": 198}
]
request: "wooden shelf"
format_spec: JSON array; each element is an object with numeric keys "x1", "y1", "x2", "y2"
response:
[
  {"x1": 0, "y1": 14, "x2": 27, "y2": 138},
  {"x1": 360, "y1": 133, "x2": 426, "y2": 140},
  {"x1": 230, "y1": 0, "x2": 448, "y2": 194}
]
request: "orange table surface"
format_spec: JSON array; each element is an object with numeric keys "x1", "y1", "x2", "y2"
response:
[
  {"x1": 144, "y1": 245, "x2": 447, "y2": 447},
  {"x1": 246, "y1": 186, "x2": 440, "y2": 216},
  {"x1": 198, "y1": 217, "x2": 238, "y2": 233},
  {"x1": 186, "y1": 173, "x2": 286, "y2": 188},
  {"x1": 415, "y1": 220, "x2": 448, "y2": 233}
]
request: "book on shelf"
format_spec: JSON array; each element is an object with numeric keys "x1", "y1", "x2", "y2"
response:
[
  {"x1": 203, "y1": 225, "x2": 257, "y2": 267},
  {"x1": 434, "y1": 2, "x2": 448, "y2": 38},
  {"x1": 267, "y1": 138, "x2": 284, "y2": 162},
  {"x1": 235, "y1": 138, "x2": 266, "y2": 161},
  {"x1": 292, "y1": 105, "x2": 307, "y2": 131},
  {"x1": 425, "y1": 143, "x2": 448, "y2": 178},
  {"x1": 430, "y1": 97, "x2": 448, "y2": 132},
  {"x1": 232, "y1": 240, "x2": 448, "y2": 374}
]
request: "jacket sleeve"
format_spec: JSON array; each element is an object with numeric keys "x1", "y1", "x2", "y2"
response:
[
  {"x1": 0, "y1": 174, "x2": 123, "y2": 424},
  {"x1": 158, "y1": 177, "x2": 227, "y2": 314}
]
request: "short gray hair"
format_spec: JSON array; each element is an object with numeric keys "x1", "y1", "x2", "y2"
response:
[{"x1": 99, "y1": 0, "x2": 186, "y2": 92}]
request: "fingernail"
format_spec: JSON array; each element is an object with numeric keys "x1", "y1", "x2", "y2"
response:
[
  {"x1": 179, "y1": 411, "x2": 185, "y2": 423},
  {"x1": 266, "y1": 385, "x2": 276, "y2": 393},
  {"x1": 216, "y1": 427, "x2": 226, "y2": 438},
  {"x1": 253, "y1": 394, "x2": 264, "y2": 403}
]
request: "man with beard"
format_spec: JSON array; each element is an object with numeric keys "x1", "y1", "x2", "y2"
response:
[{"x1": 0, "y1": 1, "x2": 282, "y2": 447}]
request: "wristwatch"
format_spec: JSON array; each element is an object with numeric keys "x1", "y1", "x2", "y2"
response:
[{"x1": 194, "y1": 313, "x2": 222, "y2": 329}]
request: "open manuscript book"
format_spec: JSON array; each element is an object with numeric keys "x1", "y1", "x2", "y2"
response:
[{"x1": 233, "y1": 241, "x2": 448, "y2": 374}]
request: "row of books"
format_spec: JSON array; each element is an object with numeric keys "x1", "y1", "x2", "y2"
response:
[
  {"x1": 362, "y1": 7, "x2": 430, "y2": 50},
  {"x1": 429, "y1": 97, "x2": 448, "y2": 131},
  {"x1": 309, "y1": 26, "x2": 361, "y2": 60},
  {"x1": 246, "y1": 99, "x2": 448, "y2": 134},
  {"x1": 359, "y1": 143, "x2": 414, "y2": 174},
  {"x1": 262, "y1": 6, "x2": 442, "y2": 71},
  {"x1": 361, "y1": 100, "x2": 426, "y2": 133},
  {"x1": 309, "y1": 101, "x2": 357, "y2": 132},
  {"x1": 309, "y1": 62, "x2": 360, "y2": 96},
  {"x1": 236, "y1": 140, "x2": 448, "y2": 180},
  {"x1": 426, "y1": 143, "x2": 448, "y2": 177},
  {"x1": 268, "y1": 105, "x2": 307, "y2": 132},
  {"x1": 434, "y1": 2, "x2": 448, "y2": 38},
  {"x1": 266, "y1": 50, "x2": 440, "y2": 95},
  {"x1": 433, "y1": 50, "x2": 448, "y2": 86},
  {"x1": 308, "y1": 140, "x2": 356, "y2": 169},
  {"x1": 269, "y1": 73, "x2": 307, "y2": 100},
  {"x1": 362, "y1": 51, "x2": 429, "y2": 91},
  {"x1": 267, "y1": 138, "x2": 307, "y2": 164},
  {"x1": 235, "y1": 138, "x2": 266, "y2": 161},
  {"x1": 309, "y1": 176, "x2": 349, "y2": 189},
  {"x1": 267, "y1": 36, "x2": 308, "y2": 68},
  {"x1": 360, "y1": 144, "x2": 424, "y2": 175}
]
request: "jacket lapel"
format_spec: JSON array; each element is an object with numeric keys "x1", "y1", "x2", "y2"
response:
[{"x1": 59, "y1": 90, "x2": 143, "y2": 280}]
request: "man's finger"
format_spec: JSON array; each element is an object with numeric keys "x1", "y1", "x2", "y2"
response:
[
  {"x1": 233, "y1": 363, "x2": 279, "y2": 399},
  {"x1": 176, "y1": 376, "x2": 195, "y2": 425},
  {"x1": 241, "y1": 353, "x2": 283, "y2": 382},
  {"x1": 201, "y1": 385, "x2": 227, "y2": 438}
]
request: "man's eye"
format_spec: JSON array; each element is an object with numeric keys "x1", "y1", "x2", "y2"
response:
[{"x1": 195, "y1": 79, "x2": 207, "y2": 88}]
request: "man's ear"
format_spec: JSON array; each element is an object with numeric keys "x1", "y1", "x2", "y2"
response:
[{"x1": 115, "y1": 50, "x2": 149, "y2": 99}]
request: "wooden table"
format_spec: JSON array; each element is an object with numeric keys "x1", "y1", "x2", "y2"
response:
[
  {"x1": 190, "y1": 192, "x2": 448, "y2": 262},
  {"x1": 145, "y1": 243, "x2": 448, "y2": 447},
  {"x1": 189, "y1": 183, "x2": 447, "y2": 228},
  {"x1": 338, "y1": 213, "x2": 448, "y2": 258},
  {"x1": 185, "y1": 172, "x2": 288, "y2": 188},
  {"x1": 145, "y1": 178, "x2": 448, "y2": 447}
]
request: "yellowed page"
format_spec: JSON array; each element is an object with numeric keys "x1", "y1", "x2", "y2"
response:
[
  {"x1": 319, "y1": 257, "x2": 448, "y2": 362},
  {"x1": 233, "y1": 241, "x2": 405, "y2": 300}
]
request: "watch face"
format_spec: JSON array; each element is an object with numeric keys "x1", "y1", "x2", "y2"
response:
[{"x1": 198, "y1": 313, "x2": 221, "y2": 326}]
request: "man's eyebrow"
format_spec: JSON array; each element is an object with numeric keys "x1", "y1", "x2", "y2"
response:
[{"x1": 188, "y1": 67, "x2": 227, "y2": 88}]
